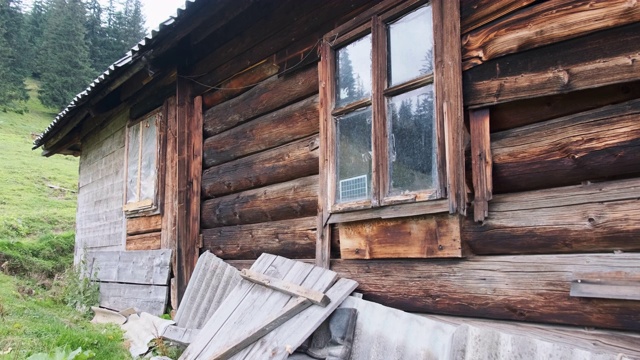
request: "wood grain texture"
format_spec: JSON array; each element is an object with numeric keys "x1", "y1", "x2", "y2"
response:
[
  {"x1": 161, "y1": 96, "x2": 178, "y2": 252},
  {"x1": 202, "y1": 135, "x2": 319, "y2": 198},
  {"x1": 126, "y1": 215, "x2": 162, "y2": 235},
  {"x1": 200, "y1": 175, "x2": 319, "y2": 228},
  {"x1": 86, "y1": 249, "x2": 171, "y2": 285},
  {"x1": 203, "y1": 66, "x2": 318, "y2": 137},
  {"x1": 241, "y1": 269, "x2": 329, "y2": 306},
  {"x1": 202, "y1": 95, "x2": 319, "y2": 168},
  {"x1": 126, "y1": 232, "x2": 161, "y2": 250},
  {"x1": 339, "y1": 214, "x2": 462, "y2": 259},
  {"x1": 460, "y1": 0, "x2": 536, "y2": 34},
  {"x1": 331, "y1": 253, "x2": 640, "y2": 331},
  {"x1": 469, "y1": 109, "x2": 491, "y2": 222},
  {"x1": 462, "y1": 0, "x2": 640, "y2": 69},
  {"x1": 100, "y1": 282, "x2": 168, "y2": 316},
  {"x1": 491, "y1": 98, "x2": 640, "y2": 193},
  {"x1": 202, "y1": 217, "x2": 316, "y2": 260},
  {"x1": 462, "y1": 179, "x2": 640, "y2": 255}
]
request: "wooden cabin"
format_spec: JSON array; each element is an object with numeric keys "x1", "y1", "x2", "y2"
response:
[{"x1": 34, "y1": 0, "x2": 640, "y2": 333}]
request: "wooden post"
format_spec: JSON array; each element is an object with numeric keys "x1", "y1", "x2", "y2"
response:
[{"x1": 470, "y1": 108, "x2": 492, "y2": 222}]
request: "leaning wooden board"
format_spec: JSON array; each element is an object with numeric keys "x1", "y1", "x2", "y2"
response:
[{"x1": 180, "y1": 253, "x2": 358, "y2": 360}]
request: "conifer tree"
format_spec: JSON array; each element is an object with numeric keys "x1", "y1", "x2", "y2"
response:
[
  {"x1": 0, "y1": 0, "x2": 29, "y2": 112},
  {"x1": 25, "y1": 0, "x2": 48, "y2": 77},
  {"x1": 38, "y1": 0, "x2": 93, "y2": 110}
]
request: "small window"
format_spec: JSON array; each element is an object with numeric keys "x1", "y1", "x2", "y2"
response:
[
  {"x1": 323, "y1": 1, "x2": 444, "y2": 214},
  {"x1": 124, "y1": 109, "x2": 161, "y2": 213}
]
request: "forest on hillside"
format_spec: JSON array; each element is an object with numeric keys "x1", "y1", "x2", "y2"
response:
[{"x1": 0, "y1": 0, "x2": 146, "y2": 113}]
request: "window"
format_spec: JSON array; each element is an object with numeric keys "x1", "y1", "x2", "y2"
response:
[
  {"x1": 320, "y1": 0, "x2": 463, "y2": 217},
  {"x1": 124, "y1": 109, "x2": 162, "y2": 214}
]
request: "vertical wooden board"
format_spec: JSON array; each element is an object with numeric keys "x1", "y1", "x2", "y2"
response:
[
  {"x1": 470, "y1": 108, "x2": 492, "y2": 222},
  {"x1": 339, "y1": 214, "x2": 462, "y2": 259},
  {"x1": 162, "y1": 96, "x2": 178, "y2": 263},
  {"x1": 126, "y1": 232, "x2": 162, "y2": 250},
  {"x1": 127, "y1": 214, "x2": 162, "y2": 235},
  {"x1": 99, "y1": 282, "x2": 168, "y2": 316}
]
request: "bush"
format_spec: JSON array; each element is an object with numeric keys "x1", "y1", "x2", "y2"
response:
[{"x1": 51, "y1": 259, "x2": 100, "y2": 315}]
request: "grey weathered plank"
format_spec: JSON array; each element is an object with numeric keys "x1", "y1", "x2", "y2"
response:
[
  {"x1": 99, "y1": 282, "x2": 168, "y2": 316},
  {"x1": 162, "y1": 326, "x2": 200, "y2": 346},
  {"x1": 86, "y1": 249, "x2": 172, "y2": 285},
  {"x1": 240, "y1": 269, "x2": 330, "y2": 306}
]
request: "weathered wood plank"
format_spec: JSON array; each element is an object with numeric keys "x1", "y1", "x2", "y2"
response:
[
  {"x1": 462, "y1": 181, "x2": 640, "y2": 255},
  {"x1": 100, "y1": 282, "x2": 168, "y2": 316},
  {"x1": 161, "y1": 96, "x2": 177, "y2": 252},
  {"x1": 492, "y1": 99, "x2": 640, "y2": 193},
  {"x1": 201, "y1": 60, "x2": 280, "y2": 110},
  {"x1": 469, "y1": 108, "x2": 492, "y2": 222},
  {"x1": 200, "y1": 175, "x2": 318, "y2": 228},
  {"x1": 202, "y1": 135, "x2": 318, "y2": 198},
  {"x1": 188, "y1": 95, "x2": 204, "y2": 298},
  {"x1": 126, "y1": 215, "x2": 162, "y2": 235},
  {"x1": 86, "y1": 249, "x2": 171, "y2": 285},
  {"x1": 241, "y1": 269, "x2": 329, "y2": 306},
  {"x1": 203, "y1": 66, "x2": 318, "y2": 138},
  {"x1": 489, "y1": 81, "x2": 640, "y2": 132},
  {"x1": 203, "y1": 95, "x2": 319, "y2": 168},
  {"x1": 462, "y1": 0, "x2": 640, "y2": 69},
  {"x1": 162, "y1": 326, "x2": 199, "y2": 346},
  {"x1": 339, "y1": 214, "x2": 462, "y2": 259},
  {"x1": 464, "y1": 19, "x2": 640, "y2": 108},
  {"x1": 126, "y1": 232, "x2": 161, "y2": 251},
  {"x1": 202, "y1": 217, "x2": 316, "y2": 260},
  {"x1": 460, "y1": 0, "x2": 536, "y2": 34},
  {"x1": 331, "y1": 253, "x2": 640, "y2": 331}
]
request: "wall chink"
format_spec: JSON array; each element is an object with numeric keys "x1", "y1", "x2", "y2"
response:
[{"x1": 34, "y1": 0, "x2": 640, "y2": 334}]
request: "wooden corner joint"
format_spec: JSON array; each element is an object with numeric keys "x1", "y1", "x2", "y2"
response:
[{"x1": 240, "y1": 269, "x2": 331, "y2": 307}]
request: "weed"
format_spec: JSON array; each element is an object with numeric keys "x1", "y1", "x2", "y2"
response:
[{"x1": 51, "y1": 259, "x2": 100, "y2": 316}]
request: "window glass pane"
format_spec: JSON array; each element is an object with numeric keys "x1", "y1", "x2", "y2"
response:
[
  {"x1": 336, "y1": 34, "x2": 372, "y2": 108},
  {"x1": 126, "y1": 123, "x2": 140, "y2": 204},
  {"x1": 387, "y1": 85, "x2": 436, "y2": 194},
  {"x1": 139, "y1": 116, "x2": 157, "y2": 201},
  {"x1": 388, "y1": 5, "x2": 433, "y2": 86},
  {"x1": 336, "y1": 107, "x2": 372, "y2": 203}
]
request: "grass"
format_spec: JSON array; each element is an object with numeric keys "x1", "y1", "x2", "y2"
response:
[
  {"x1": 0, "y1": 81, "x2": 130, "y2": 359},
  {"x1": 0, "y1": 79, "x2": 79, "y2": 241}
]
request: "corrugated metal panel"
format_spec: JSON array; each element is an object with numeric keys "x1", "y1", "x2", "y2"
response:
[
  {"x1": 339, "y1": 297, "x2": 457, "y2": 360},
  {"x1": 33, "y1": 0, "x2": 199, "y2": 149},
  {"x1": 174, "y1": 251, "x2": 241, "y2": 329}
]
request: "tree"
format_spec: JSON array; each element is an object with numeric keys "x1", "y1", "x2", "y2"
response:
[
  {"x1": 38, "y1": 0, "x2": 93, "y2": 110},
  {"x1": 25, "y1": 0, "x2": 48, "y2": 77},
  {"x1": 0, "y1": 0, "x2": 29, "y2": 112}
]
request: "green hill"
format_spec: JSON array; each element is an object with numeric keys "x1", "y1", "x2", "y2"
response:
[{"x1": 0, "y1": 79, "x2": 78, "y2": 241}]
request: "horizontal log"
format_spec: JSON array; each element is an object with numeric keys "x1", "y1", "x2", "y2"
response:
[
  {"x1": 489, "y1": 81, "x2": 640, "y2": 132},
  {"x1": 331, "y1": 253, "x2": 640, "y2": 331},
  {"x1": 203, "y1": 95, "x2": 319, "y2": 168},
  {"x1": 201, "y1": 60, "x2": 280, "y2": 110},
  {"x1": 126, "y1": 215, "x2": 162, "y2": 235},
  {"x1": 463, "y1": 179, "x2": 640, "y2": 255},
  {"x1": 462, "y1": 0, "x2": 640, "y2": 69},
  {"x1": 203, "y1": 66, "x2": 318, "y2": 137},
  {"x1": 200, "y1": 175, "x2": 318, "y2": 228},
  {"x1": 464, "y1": 21, "x2": 640, "y2": 107},
  {"x1": 202, "y1": 135, "x2": 319, "y2": 198},
  {"x1": 460, "y1": 0, "x2": 536, "y2": 34},
  {"x1": 492, "y1": 99, "x2": 640, "y2": 193},
  {"x1": 202, "y1": 217, "x2": 316, "y2": 260},
  {"x1": 126, "y1": 232, "x2": 161, "y2": 251}
]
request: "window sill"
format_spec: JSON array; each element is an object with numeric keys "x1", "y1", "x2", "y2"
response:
[
  {"x1": 327, "y1": 198, "x2": 449, "y2": 224},
  {"x1": 123, "y1": 199, "x2": 158, "y2": 218}
]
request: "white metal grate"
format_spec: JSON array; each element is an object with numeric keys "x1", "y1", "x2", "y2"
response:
[{"x1": 339, "y1": 175, "x2": 368, "y2": 201}]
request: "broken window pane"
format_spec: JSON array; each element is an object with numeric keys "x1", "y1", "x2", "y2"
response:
[
  {"x1": 336, "y1": 34, "x2": 372, "y2": 108},
  {"x1": 126, "y1": 123, "x2": 140, "y2": 204},
  {"x1": 387, "y1": 85, "x2": 436, "y2": 194},
  {"x1": 388, "y1": 5, "x2": 433, "y2": 87},
  {"x1": 336, "y1": 107, "x2": 372, "y2": 203},
  {"x1": 139, "y1": 116, "x2": 157, "y2": 201}
]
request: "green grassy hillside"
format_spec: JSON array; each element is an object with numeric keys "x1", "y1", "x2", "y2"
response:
[{"x1": 0, "y1": 79, "x2": 79, "y2": 241}]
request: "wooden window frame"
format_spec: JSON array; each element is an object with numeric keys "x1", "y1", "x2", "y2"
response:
[
  {"x1": 319, "y1": 0, "x2": 464, "y2": 226},
  {"x1": 123, "y1": 106, "x2": 166, "y2": 217}
]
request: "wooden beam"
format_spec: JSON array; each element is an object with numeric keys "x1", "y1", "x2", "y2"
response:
[
  {"x1": 469, "y1": 108, "x2": 492, "y2": 222},
  {"x1": 462, "y1": 0, "x2": 640, "y2": 70},
  {"x1": 202, "y1": 95, "x2": 319, "y2": 168},
  {"x1": 200, "y1": 175, "x2": 319, "y2": 228},
  {"x1": 462, "y1": 179, "x2": 640, "y2": 255},
  {"x1": 241, "y1": 270, "x2": 330, "y2": 306},
  {"x1": 202, "y1": 217, "x2": 316, "y2": 260},
  {"x1": 339, "y1": 214, "x2": 462, "y2": 259},
  {"x1": 126, "y1": 232, "x2": 161, "y2": 250},
  {"x1": 161, "y1": 96, "x2": 178, "y2": 251},
  {"x1": 491, "y1": 98, "x2": 640, "y2": 193},
  {"x1": 126, "y1": 214, "x2": 162, "y2": 235},
  {"x1": 460, "y1": 0, "x2": 536, "y2": 34},
  {"x1": 316, "y1": 40, "x2": 332, "y2": 269},
  {"x1": 331, "y1": 253, "x2": 640, "y2": 331}
]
